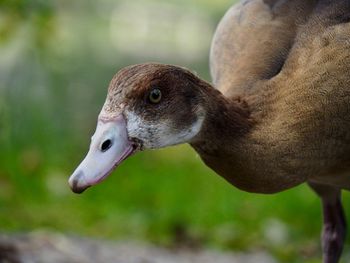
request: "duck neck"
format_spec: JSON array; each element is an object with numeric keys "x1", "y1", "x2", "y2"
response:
[
  {"x1": 190, "y1": 85, "x2": 253, "y2": 155},
  {"x1": 189, "y1": 85, "x2": 261, "y2": 190},
  {"x1": 190, "y1": 83, "x2": 306, "y2": 194},
  {"x1": 190, "y1": 86, "x2": 270, "y2": 192}
]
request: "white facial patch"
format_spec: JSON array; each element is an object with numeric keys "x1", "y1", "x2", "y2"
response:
[{"x1": 124, "y1": 109, "x2": 204, "y2": 149}]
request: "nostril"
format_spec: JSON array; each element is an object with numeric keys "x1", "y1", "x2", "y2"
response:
[{"x1": 101, "y1": 139, "x2": 113, "y2": 152}]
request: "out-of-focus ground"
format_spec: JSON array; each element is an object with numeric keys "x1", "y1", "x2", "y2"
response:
[{"x1": 0, "y1": 232, "x2": 276, "y2": 263}]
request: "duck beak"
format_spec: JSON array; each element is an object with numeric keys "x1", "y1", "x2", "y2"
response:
[{"x1": 68, "y1": 114, "x2": 135, "y2": 194}]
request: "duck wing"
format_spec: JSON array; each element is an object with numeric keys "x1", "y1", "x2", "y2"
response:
[{"x1": 210, "y1": 0, "x2": 316, "y2": 98}]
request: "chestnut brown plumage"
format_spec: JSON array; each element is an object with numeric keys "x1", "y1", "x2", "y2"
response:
[{"x1": 69, "y1": 1, "x2": 350, "y2": 262}]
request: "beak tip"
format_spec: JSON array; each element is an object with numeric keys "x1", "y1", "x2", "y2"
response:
[
  {"x1": 68, "y1": 170, "x2": 90, "y2": 194},
  {"x1": 71, "y1": 184, "x2": 90, "y2": 194}
]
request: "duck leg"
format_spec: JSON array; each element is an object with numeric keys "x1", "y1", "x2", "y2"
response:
[{"x1": 308, "y1": 183, "x2": 346, "y2": 263}]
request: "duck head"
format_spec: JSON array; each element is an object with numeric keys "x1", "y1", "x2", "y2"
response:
[{"x1": 68, "y1": 63, "x2": 206, "y2": 193}]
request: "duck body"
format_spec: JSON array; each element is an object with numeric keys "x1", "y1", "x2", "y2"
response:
[
  {"x1": 69, "y1": 0, "x2": 350, "y2": 262},
  {"x1": 199, "y1": 0, "x2": 350, "y2": 193}
]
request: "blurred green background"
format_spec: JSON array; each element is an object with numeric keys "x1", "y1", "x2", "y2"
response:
[{"x1": 1, "y1": 0, "x2": 350, "y2": 262}]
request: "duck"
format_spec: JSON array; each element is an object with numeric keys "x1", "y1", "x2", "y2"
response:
[{"x1": 69, "y1": 0, "x2": 350, "y2": 262}]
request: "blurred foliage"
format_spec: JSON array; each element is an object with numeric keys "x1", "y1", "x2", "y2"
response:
[
  {"x1": 1, "y1": 1, "x2": 350, "y2": 263},
  {"x1": 0, "y1": 0, "x2": 54, "y2": 44}
]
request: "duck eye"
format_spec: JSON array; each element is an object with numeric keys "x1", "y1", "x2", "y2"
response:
[{"x1": 149, "y1": 88, "x2": 162, "y2": 104}]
